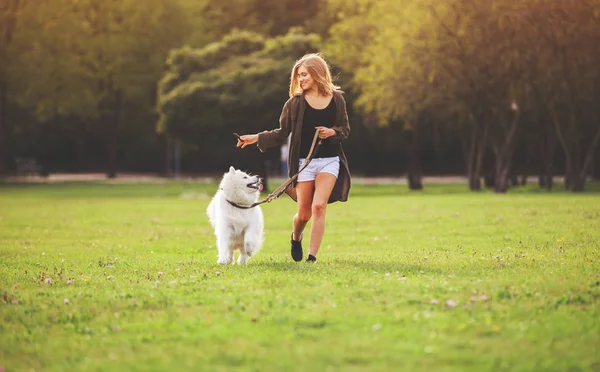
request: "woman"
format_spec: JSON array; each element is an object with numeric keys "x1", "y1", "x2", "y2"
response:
[{"x1": 236, "y1": 53, "x2": 351, "y2": 263}]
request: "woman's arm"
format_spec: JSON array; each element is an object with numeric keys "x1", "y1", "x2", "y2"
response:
[
  {"x1": 236, "y1": 99, "x2": 293, "y2": 151},
  {"x1": 256, "y1": 99, "x2": 293, "y2": 153},
  {"x1": 329, "y1": 95, "x2": 350, "y2": 145}
]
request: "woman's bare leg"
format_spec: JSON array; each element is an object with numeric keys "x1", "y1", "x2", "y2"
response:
[
  {"x1": 308, "y1": 173, "x2": 337, "y2": 257},
  {"x1": 293, "y1": 181, "x2": 314, "y2": 241}
]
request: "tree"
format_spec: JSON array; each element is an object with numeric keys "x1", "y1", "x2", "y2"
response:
[
  {"x1": 0, "y1": 0, "x2": 21, "y2": 175},
  {"x1": 327, "y1": 0, "x2": 600, "y2": 192},
  {"x1": 327, "y1": 0, "x2": 428, "y2": 189},
  {"x1": 179, "y1": 0, "x2": 327, "y2": 47},
  {"x1": 10, "y1": 0, "x2": 188, "y2": 177},
  {"x1": 157, "y1": 29, "x2": 321, "y2": 188},
  {"x1": 529, "y1": 0, "x2": 600, "y2": 191}
]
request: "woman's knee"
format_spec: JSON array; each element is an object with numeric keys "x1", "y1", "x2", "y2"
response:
[
  {"x1": 296, "y1": 209, "x2": 312, "y2": 223},
  {"x1": 311, "y1": 202, "x2": 327, "y2": 217}
]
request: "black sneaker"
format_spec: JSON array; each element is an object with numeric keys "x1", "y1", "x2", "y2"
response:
[
  {"x1": 290, "y1": 233, "x2": 303, "y2": 262},
  {"x1": 306, "y1": 254, "x2": 317, "y2": 263}
]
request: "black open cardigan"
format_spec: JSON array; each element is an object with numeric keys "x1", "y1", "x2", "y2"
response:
[{"x1": 257, "y1": 90, "x2": 351, "y2": 203}]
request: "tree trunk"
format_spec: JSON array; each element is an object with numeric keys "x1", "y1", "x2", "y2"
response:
[
  {"x1": 405, "y1": 128, "x2": 422, "y2": 190},
  {"x1": 469, "y1": 140, "x2": 486, "y2": 191},
  {"x1": 493, "y1": 153, "x2": 513, "y2": 193},
  {"x1": 493, "y1": 110, "x2": 520, "y2": 193},
  {"x1": 106, "y1": 90, "x2": 122, "y2": 179},
  {"x1": 538, "y1": 128, "x2": 555, "y2": 191},
  {"x1": 464, "y1": 129, "x2": 480, "y2": 191},
  {"x1": 538, "y1": 171, "x2": 548, "y2": 188},
  {"x1": 550, "y1": 106, "x2": 600, "y2": 192},
  {"x1": 0, "y1": 80, "x2": 8, "y2": 176},
  {"x1": 493, "y1": 144, "x2": 511, "y2": 193},
  {"x1": 467, "y1": 121, "x2": 487, "y2": 192},
  {"x1": 483, "y1": 171, "x2": 494, "y2": 188},
  {"x1": 494, "y1": 159, "x2": 510, "y2": 193},
  {"x1": 579, "y1": 127, "x2": 600, "y2": 185},
  {"x1": 541, "y1": 172, "x2": 553, "y2": 191},
  {"x1": 565, "y1": 129, "x2": 600, "y2": 192},
  {"x1": 564, "y1": 167, "x2": 571, "y2": 190},
  {"x1": 407, "y1": 172, "x2": 422, "y2": 190},
  {"x1": 592, "y1": 149, "x2": 600, "y2": 181},
  {"x1": 104, "y1": 112, "x2": 117, "y2": 178},
  {"x1": 569, "y1": 174, "x2": 585, "y2": 192},
  {"x1": 0, "y1": 0, "x2": 20, "y2": 176},
  {"x1": 564, "y1": 157, "x2": 587, "y2": 192},
  {"x1": 469, "y1": 174, "x2": 481, "y2": 191},
  {"x1": 107, "y1": 129, "x2": 118, "y2": 178},
  {"x1": 157, "y1": 133, "x2": 172, "y2": 177}
]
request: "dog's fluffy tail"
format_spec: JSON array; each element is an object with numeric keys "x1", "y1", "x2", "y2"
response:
[{"x1": 206, "y1": 197, "x2": 216, "y2": 229}]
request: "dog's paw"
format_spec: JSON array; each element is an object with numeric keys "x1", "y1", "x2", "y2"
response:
[
  {"x1": 244, "y1": 242, "x2": 258, "y2": 257},
  {"x1": 237, "y1": 254, "x2": 249, "y2": 265},
  {"x1": 217, "y1": 257, "x2": 233, "y2": 265}
]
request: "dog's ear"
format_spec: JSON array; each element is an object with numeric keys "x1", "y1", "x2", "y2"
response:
[{"x1": 228, "y1": 166, "x2": 235, "y2": 174}]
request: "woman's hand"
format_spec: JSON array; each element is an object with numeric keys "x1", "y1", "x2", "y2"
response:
[
  {"x1": 236, "y1": 134, "x2": 258, "y2": 148},
  {"x1": 315, "y1": 127, "x2": 336, "y2": 139}
]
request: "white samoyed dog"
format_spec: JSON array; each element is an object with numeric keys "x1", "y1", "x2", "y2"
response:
[{"x1": 206, "y1": 166, "x2": 264, "y2": 265}]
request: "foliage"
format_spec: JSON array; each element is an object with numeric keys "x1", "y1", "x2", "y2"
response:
[
  {"x1": 157, "y1": 29, "x2": 321, "y2": 139},
  {"x1": 1, "y1": 0, "x2": 599, "y2": 184},
  {"x1": 178, "y1": 0, "x2": 326, "y2": 46},
  {"x1": 3, "y1": 0, "x2": 190, "y2": 176},
  {"x1": 10, "y1": 0, "x2": 188, "y2": 120},
  {"x1": 326, "y1": 0, "x2": 600, "y2": 191}
]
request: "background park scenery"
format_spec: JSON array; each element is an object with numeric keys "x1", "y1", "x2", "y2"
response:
[{"x1": 1, "y1": 0, "x2": 600, "y2": 371}]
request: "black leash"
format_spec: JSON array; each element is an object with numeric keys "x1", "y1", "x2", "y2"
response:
[{"x1": 229, "y1": 131, "x2": 322, "y2": 209}]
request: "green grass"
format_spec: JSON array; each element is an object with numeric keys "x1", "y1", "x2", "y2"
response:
[{"x1": 1, "y1": 181, "x2": 599, "y2": 371}]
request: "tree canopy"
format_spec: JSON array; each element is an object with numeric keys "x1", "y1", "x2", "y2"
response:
[
  {"x1": 326, "y1": 0, "x2": 600, "y2": 191},
  {"x1": 1, "y1": 0, "x2": 598, "y2": 192}
]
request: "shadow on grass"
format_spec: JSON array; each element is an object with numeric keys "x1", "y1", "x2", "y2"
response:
[
  {"x1": 352, "y1": 181, "x2": 600, "y2": 197},
  {"x1": 0, "y1": 181, "x2": 217, "y2": 198},
  {"x1": 251, "y1": 258, "x2": 445, "y2": 275}
]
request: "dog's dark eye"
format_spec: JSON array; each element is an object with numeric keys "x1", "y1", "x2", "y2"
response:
[{"x1": 243, "y1": 176, "x2": 247, "y2": 179}]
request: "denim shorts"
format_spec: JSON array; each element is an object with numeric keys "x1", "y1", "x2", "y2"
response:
[{"x1": 297, "y1": 156, "x2": 340, "y2": 182}]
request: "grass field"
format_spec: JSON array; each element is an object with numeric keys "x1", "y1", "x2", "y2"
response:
[{"x1": 1, "y1": 181, "x2": 599, "y2": 371}]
